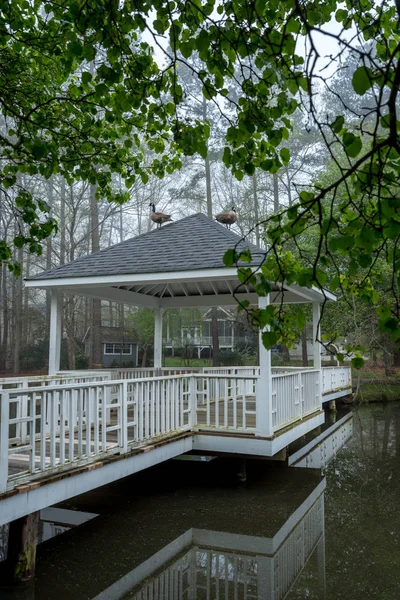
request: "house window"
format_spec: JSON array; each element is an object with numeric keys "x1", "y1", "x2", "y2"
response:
[{"x1": 104, "y1": 343, "x2": 132, "y2": 355}]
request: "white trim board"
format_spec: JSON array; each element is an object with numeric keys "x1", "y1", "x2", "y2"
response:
[
  {"x1": 25, "y1": 271, "x2": 333, "y2": 304},
  {"x1": 322, "y1": 388, "x2": 352, "y2": 403},
  {"x1": 0, "y1": 436, "x2": 192, "y2": 527},
  {"x1": 192, "y1": 412, "x2": 325, "y2": 457}
]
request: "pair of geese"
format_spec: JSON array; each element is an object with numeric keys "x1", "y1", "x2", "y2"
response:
[{"x1": 149, "y1": 203, "x2": 237, "y2": 229}]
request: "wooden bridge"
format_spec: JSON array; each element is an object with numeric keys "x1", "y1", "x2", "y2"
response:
[{"x1": 0, "y1": 365, "x2": 351, "y2": 528}]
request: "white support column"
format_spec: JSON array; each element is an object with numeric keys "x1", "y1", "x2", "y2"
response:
[
  {"x1": 49, "y1": 289, "x2": 62, "y2": 375},
  {"x1": 312, "y1": 301, "x2": 323, "y2": 406},
  {"x1": 154, "y1": 306, "x2": 163, "y2": 370},
  {"x1": 256, "y1": 295, "x2": 273, "y2": 437}
]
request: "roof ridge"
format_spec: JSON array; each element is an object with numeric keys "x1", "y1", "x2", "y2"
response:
[
  {"x1": 195, "y1": 212, "x2": 265, "y2": 252},
  {"x1": 89, "y1": 212, "x2": 205, "y2": 256},
  {"x1": 26, "y1": 211, "x2": 266, "y2": 281}
]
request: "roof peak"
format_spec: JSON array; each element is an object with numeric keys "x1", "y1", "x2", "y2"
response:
[
  {"x1": 86, "y1": 211, "x2": 264, "y2": 257},
  {"x1": 27, "y1": 211, "x2": 265, "y2": 281}
]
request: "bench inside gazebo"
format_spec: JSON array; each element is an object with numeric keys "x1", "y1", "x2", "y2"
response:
[{"x1": 0, "y1": 213, "x2": 352, "y2": 501}]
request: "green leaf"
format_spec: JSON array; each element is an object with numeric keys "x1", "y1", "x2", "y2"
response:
[
  {"x1": 67, "y1": 41, "x2": 82, "y2": 57},
  {"x1": 330, "y1": 115, "x2": 344, "y2": 133},
  {"x1": 280, "y1": 147, "x2": 290, "y2": 165},
  {"x1": 81, "y1": 71, "x2": 92, "y2": 84},
  {"x1": 238, "y1": 300, "x2": 250, "y2": 312},
  {"x1": 239, "y1": 249, "x2": 252, "y2": 263},
  {"x1": 329, "y1": 276, "x2": 340, "y2": 292},
  {"x1": 262, "y1": 331, "x2": 279, "y2": 349},
  {"x1": 223, "y1": 248, "x2": 237, "y2": 267},
  {"x1": 299, "y1": 191, "x2": 314, "y2": 204},
  {"x1": 351, "y1": 356, "x2": 364, "y2": 369},
  {"x1": 352, "y1": 66, "x2": 374, "y2": 96},
  {"x1": 343, "y1": 132, "x2": 362, "y2": 158},
  {"x1": 82, "y1": 44, "x2": 96, "y2": 61},
  {"x1": 180, "y1": 41, "x2": 193, "y2": 58},
  {"x1": 32, "y1": 140, "x2": 48, "y2": 160}
]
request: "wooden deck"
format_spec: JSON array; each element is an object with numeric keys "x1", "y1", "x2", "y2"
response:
[{"x1": 0, "y1": 366, "x2": 351, "y2": 526}]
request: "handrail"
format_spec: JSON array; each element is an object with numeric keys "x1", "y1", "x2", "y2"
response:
[
  {"x1": 272, "y1": 369, "x2": 320, "y2": 379},
  {"x1": 4, "y1": 373, "x2": 262, "y2": 395}
]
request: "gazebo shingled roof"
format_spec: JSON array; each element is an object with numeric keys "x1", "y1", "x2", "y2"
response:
[
  {"x1": 25, "y1": 213, "x2": 334, "y2": 307},
  {"x1": 28, "y1": 213, "x2": 265, "y2": 281}
]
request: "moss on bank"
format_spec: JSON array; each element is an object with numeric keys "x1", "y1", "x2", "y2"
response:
[{"x1": 354, "y1": 382, "x2": 400, "y2": 403}]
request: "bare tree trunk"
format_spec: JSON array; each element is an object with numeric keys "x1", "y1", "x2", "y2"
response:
[
  {"x1": 203, "y1": 96, "x2": 213, "y2": 218},
  {"x1": 1, "y1": 263, "x2": 8, "y2": 371},
  {"x1": 211, "y1": 312, "x2": 220, "y2": 366},
  {"x1": 89, "y1": 184, "x2": 102, "y2": 368},
  {"x1": 252, "y1": 173, "x2": 260, "y2": 245},
  {"x1": 383, "y1": 345, "x2": 392, "y2": 376},
  {"x1": 141, "y1": 345, "x2": 148, "y2": 367},
  {"x1": 23, "y1": 252, "x2": 31, "y2": 348},
  {"x1": 66, "y1": 298, "x2": 76, "y2": 370},
  {"x1": 60, "y1": 178, "x2": 66, "y2": 266},
  {"x1": 285, "y1": 166, "x2": 292, "y2": 207},
  {"x1": 13, "y1": 245, "x2": 23, "y2": 374},
  {"x1": 273, "y1": 172, "x2": 279, "y2": 213},
  {"x1": 280, "y1": 343, "x2": 291, "y2": 364},
  {"x1": 45, "y1": 181, "x2": 54, "y2": 338},
  {"x1": 301, "y1": 327, "x2": 308, "y2": 367},
  {"x1": 202, "y1": 97, "x2": 220, "y2": 366}
]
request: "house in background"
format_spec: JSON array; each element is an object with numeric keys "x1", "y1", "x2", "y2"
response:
[
  {"x1": 164, "y1": 307, "x2": 255, "y2": 358},
  {"x1": 83, "y1": 326, "x2": 139, "y2": 367}
]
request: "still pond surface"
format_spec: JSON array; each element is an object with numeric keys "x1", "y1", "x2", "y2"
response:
[{"x1": 4, "y1": 403, "x2": 400, "y2": 599}]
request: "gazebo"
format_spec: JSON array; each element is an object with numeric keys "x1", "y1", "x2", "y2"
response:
[
  {"x1": 0, "y1": 211, "x2": 353, "y2": 540},
  {"x1": 25, "y1": 213, "x2": 350, "y2": 447}
]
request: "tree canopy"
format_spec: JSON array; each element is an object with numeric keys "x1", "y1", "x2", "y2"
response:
[{"x1": 2, "y1": 0, "x2": 400, "y2": 364}]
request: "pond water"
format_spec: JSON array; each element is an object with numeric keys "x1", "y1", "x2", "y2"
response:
[{"x1": 2, "y1": 403, "x2": 400, "y2": 599}]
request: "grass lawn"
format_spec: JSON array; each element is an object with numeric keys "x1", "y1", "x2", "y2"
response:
[
  {"x1": 163, "y1": 356, "x2": 258, "y2": 368},
  {"x1": 164, "y1": 357, "x2": 213, "y2": 368}
]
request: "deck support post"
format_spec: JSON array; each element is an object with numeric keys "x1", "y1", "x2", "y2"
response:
[
  {"x1": 49, "y1": 289, "x2": 62, "y2": 375},
  {"x1": 154, "y1": 306, "x2": 163, "y2": 372},
  {"x1": 1, "y1": 512, "x2": 39, "y2": 585},
  {"x1": 256, "y1": 295, "x2": 273, "y2": 437},
  {"x1": 312, "y1": 302, "x2": 323, "y2": 405},
  {"x1": 236, "y1": 458, "x2": 247, "y2": 482}
]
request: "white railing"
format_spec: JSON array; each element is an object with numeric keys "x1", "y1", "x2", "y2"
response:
[
  {"x1": 109, "y1": 367, "x2": 204, "y2": 380},
  {"x1": 0, "y1": 371, "x2": 112, "y2": 390},
  {"x1": 0, "y1": 372, "x2": 113, "y2": 446},
  {"x1": 195, "y1": 374, "x2": 257, "y2": 431},
  {"x1": 0, "y1": 366, "x2": 351, "y2": 492},
  {"x1": 1, "y1": 373, "x2": 259, "y2": 493},
  {"x1": 272, "y1": 369, "x2": 320, "y2": 431},
  {"x1": 164, "y1": 336, "x2": 234, "y2": 346},
  {"x1": 1, "y1": 375, "x2": 193, "y2": 493},
  {"x1": 322, "y1": 366, "x2": 352, "y2": 394}
]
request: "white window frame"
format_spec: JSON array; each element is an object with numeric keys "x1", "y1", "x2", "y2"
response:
[{"x1": 104, "y1": 343, "x2": 133, "y2": 356}]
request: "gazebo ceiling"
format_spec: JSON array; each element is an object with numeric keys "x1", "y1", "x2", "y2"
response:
[{"x1": 25, "y1": 213, "x2": 335, "y2": 307}]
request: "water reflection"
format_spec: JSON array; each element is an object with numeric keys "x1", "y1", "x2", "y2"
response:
[
  {"x1": 3, "y1": 411, "x2": 359, "y2": 600},
  {"x1": 0, "y1": 508, "x2": 97, "y2": 565},
  {"x1": 111, "y1": 481, "x2": 325, "y2": 600},
  {"x1": 289, "y1": 412, "x2": 353, "y2": 469}
]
